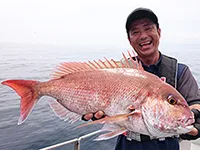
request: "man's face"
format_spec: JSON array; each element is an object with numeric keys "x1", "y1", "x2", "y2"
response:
[{"x1": 128, "y1": 18, "x2": 161, "y2": 58}]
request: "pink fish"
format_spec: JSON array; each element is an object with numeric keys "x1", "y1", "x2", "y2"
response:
[{"x1": 1, "y1": 51, "x2": 194, "y2": 140}]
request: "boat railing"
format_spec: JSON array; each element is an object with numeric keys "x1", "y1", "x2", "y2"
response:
[{"x1": 40, "y1": 130, "x2": 101, "y2": 150}]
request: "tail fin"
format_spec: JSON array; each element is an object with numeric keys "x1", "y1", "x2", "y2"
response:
[{"x1": 1, "y1": 80, "x2": 40, "y2": 125}]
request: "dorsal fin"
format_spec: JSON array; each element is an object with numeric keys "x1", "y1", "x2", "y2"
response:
[
  {"x1": 51, "y1": 50, "x2": 143, "y2": 79},
  {"x1": 122, "y1": 52, "x2": 131, "y2": 68}
]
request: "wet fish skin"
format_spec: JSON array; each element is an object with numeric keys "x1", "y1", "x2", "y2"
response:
[{"x1": 1, "y1": 52, "x2": 195, "y2": 140}]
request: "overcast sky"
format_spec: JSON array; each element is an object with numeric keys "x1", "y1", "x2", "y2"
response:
[{"x1": 0, "y1": 0, "x2": 199, "y2": 48}]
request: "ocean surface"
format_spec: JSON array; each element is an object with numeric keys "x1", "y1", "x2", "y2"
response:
[{"x1": 0, "y1": 44, "x2": 200, "y2": 150}]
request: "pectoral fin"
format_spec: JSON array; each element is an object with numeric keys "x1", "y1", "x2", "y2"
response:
[
  {"x1": 94, "y1": 125, "x2": 127, "y2": 141},
  {"x1": 77, "y1": 111, "x2": 140, "y2": 129},
  {"x1": 48, "y1": 99, "x2": 81, "y2": 124}
]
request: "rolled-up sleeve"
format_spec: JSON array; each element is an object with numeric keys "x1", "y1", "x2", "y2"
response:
[{"x1": 177, "y1": 66, "x2": 200, "y2": 105}]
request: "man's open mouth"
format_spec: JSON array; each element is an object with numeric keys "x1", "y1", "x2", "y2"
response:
[{"x1": 139, "y1": 41, "x2": 152, "y2": 48}]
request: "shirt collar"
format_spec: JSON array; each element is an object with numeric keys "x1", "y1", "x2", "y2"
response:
[
  {"x1": 138, "y1": 52, "x2": 162, "y2": 73},
  {"x1": 139, "y1": 52, "x2": 162, "y2": 67}
]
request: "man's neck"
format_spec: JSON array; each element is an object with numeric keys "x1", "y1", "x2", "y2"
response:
[{"x1": 138, "y1": 51, "x2": 160, "y2": 67}]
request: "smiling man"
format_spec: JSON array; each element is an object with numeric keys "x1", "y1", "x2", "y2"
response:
[
  {"x1": 115, "y1": 8, "x2": 200, "y2": 149},
  {"x1": 83, "y1": 7, "x2": 200, "y2": 150},
  {"x1": 127, "y1": 18, "x2": 160, "y2": 66}
]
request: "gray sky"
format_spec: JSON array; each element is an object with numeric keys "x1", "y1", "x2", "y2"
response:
[{"x1": 0, "y1": 0, "x2": 199, "y2": 48}]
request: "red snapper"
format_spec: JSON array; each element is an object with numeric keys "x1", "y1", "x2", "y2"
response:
[{"x1": 1, "y1": 51, "x2": 194, "y2": 140}]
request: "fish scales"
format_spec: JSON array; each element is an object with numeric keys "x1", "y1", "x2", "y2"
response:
[
  {"x1": 36, "y1": 69, "x2": 150, "y2": 115},
  {"x1": 1, "y1": 51, "x2": 194, "y2": 140}
]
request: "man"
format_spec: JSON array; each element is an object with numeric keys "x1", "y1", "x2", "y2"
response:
[{"x1": 83, "y1": 8, "x2": 200, "y2": 150}]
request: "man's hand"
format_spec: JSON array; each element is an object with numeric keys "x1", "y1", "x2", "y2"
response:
[
  {"x1": 82, "y1": 111, "x2": 105, "y2": 121},
  {"x1": 180, "y1": 107, "x2": 200, "y2": 140},
  {"x1": 186, "y1": 127, "x2": 198, "y2": 136}
]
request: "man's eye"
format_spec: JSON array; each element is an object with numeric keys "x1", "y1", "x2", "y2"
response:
[
  {"x1": 131, "y1": 30, "x2": 139, "y2": 35},
  {"x1": 145, "y1": 27, "x2": 152, "y2": 31},
  {"x1": 133, "y1": 31, "x2": 139, "y2": 34}
]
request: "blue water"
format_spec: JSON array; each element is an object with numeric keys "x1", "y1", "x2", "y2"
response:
[{"x1": 0, "y1": 44, "x2": 200, "y2": 150}]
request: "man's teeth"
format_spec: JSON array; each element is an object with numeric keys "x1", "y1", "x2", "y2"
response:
[{"x1": 140, "y1": 41, "x2": 151, "y2": 46}]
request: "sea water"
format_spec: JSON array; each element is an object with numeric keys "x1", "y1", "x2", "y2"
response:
[{"x1": 0, "y1": 43, "x2": 199, "y2": 150}]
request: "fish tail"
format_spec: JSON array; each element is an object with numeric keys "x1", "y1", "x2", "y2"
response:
[{"x1": 2, "y1": 80, "x2": 40, "y2": 125}]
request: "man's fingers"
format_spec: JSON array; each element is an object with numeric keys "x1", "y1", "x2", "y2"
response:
[
  {"x1": 91, "y1": 111, "x2": 106, "y2": 121},
  {"x1": 82, "y1": 113, "x2": 93, "y2": 121},
  {"x1": 82, "y1": 111, "x2": 106, "y2": 121},
  {"x1": 187, "y1": 127, "x2": 198, "y2": 136},
  {"x1": 94, "y1": 111, "x2": 105, "y2": 119}
]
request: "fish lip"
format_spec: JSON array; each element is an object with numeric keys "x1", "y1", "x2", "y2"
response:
[
  {"x1": 178, "y1": 117, "x2": 195, "y2": 127},
  {"x1": 185, "y1": 119, "x2": 195, "y2": 126},
  {"x1": 155, "y1": 121, "x2": 193, "y2": 132},
  {"x1": 162, "y1": 125, "x2": 194, "y2": 134},
  {"x1": 176, "y1": 125, "x2": 194, "y2": 134}
]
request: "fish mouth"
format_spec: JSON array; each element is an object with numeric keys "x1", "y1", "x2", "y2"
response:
[
  {"x1": 155, "y1": 124, "x2": 194, "y2": 136},
  {"x1": 177, "y1": 117, "x2": 194, "y2": 128},
  {"x1": 176, "y1": 125, "x2": 194, "y2": 134},
  {"x1": 175, "y1": 117, "x2": 194, "y2": 134},
  {"x1": 152, "y1": 121, "x2": 194, "y2": 134},
  {"x1": 163, "y1": 117, "x2": 194, "y2": 134}
]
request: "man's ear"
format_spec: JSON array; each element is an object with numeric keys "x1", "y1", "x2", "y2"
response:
[
  {"x1": 127, "y1": 36, "x2": 131, "y2": 44},
  {"x1": 158, "y1": 28, "x2": 161, "y2": 37}
]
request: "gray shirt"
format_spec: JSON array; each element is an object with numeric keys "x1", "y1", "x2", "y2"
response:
[{"x1": 177, "y1": 65, "x2": 200, "y2": 105}]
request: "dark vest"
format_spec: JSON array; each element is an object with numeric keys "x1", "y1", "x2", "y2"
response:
[
  {"x1": 128, "y1": 55, "x2": 178, "y2": 88},
  {"x1": 158, "y1": 55, "x2": 178, "y2": 88}
]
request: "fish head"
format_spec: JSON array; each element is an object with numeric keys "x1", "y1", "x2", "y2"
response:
[{"x1": 141, "y1": 83, "x2": 194, "y2": 137}]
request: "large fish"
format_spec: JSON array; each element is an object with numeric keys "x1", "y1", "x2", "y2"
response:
[{"x1": 1, "y1": 51, "x2": 194, "y2": 140}]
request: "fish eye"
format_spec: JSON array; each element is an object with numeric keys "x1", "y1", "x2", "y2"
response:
[{"x1": 167, "y1": 95, "x2": 177, "y2": 105}]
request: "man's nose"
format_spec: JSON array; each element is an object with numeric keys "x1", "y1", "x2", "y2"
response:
[{"x1": 140, "y1": 31, "x2": 148, "y2": 40}]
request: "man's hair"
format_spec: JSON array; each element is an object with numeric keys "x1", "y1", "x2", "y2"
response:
[{"x1": 125, "y1": 7, "x2": 159, "y2": 37}]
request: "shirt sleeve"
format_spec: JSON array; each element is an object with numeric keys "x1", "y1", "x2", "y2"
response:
[{"x1": 177, "y1": 65, "x2": 200, "y2": 105}]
